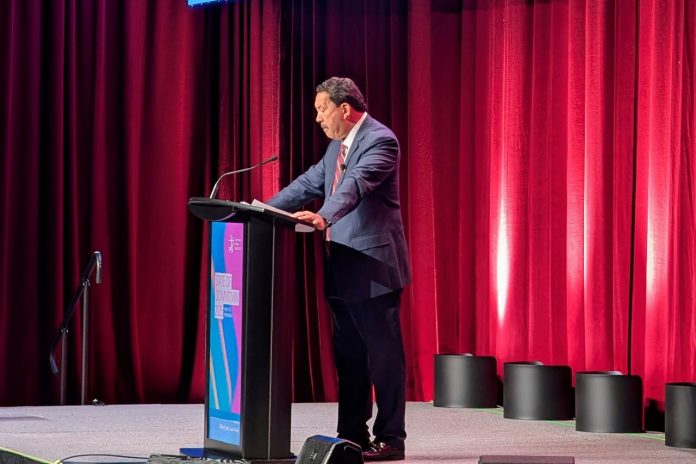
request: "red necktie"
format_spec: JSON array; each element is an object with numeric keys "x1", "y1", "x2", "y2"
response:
[
  {"x1": 327, "y1": 143, "x2": 347, "y2": 242},
  {"x1": 331, "y1": 143, "x2": 348, "y2": 195}
]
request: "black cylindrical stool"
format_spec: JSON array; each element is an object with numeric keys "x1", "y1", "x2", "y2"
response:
[
  {"x1": 434, "y1": 354, "x2": 497, "y2": 408},
  {"x1": 665, "y1": 382, "x2": 696, "y2": 448},
  {"x1": 575, "y1": 371, "x2": 642, "y2": 432},
  {"x1": 503, "y1": 362, "x2": 573, "y2": 420}
]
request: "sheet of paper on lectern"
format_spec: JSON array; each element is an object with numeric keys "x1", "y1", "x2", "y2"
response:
[{"x1": 251, "y1": 200, "x2": 314, "y2": 233}]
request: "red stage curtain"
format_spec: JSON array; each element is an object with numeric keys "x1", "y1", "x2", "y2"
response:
[
  {"x1": 0, "y1": 0, "x2": 279, "y2": 404},
  {"x1": 632, "y1": 0, "x2": 696, "y2": 404},
  {"x1": 1, "y1": 0, "x2": 694, "y2": 410},
  {"x1": 276, "y1": 0, "x2": 696, "y2": 407}
]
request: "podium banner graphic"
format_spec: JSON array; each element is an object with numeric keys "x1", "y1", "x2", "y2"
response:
[{"x1": 208, "y1": 222, "x2": 244, "y2": 446}]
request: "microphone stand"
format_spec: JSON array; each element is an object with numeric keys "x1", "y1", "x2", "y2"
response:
[{"x1": 49, "y1": 251, "x2": 102, "y2": 405}]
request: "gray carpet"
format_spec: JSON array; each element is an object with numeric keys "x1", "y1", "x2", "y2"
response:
[{"x1": 0, "y1": 402, "x2": 694, "y2": 463}]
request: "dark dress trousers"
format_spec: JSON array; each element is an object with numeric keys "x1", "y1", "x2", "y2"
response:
[{"x1": 267, "y1": 115, "x2": 411, "y2": 449}]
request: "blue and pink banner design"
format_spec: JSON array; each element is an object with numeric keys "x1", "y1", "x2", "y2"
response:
[{"x1": 207, "y1": 221, "x2": 244, "y2": 446}]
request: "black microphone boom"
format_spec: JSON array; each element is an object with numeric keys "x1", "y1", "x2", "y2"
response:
[{"x1": 209, "y1": 155, "x2": 279, "y2": 199}]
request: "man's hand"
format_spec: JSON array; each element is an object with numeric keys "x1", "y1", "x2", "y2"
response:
[{"x1": 292, "y1": 210, "x2": 327, "y2": 231}]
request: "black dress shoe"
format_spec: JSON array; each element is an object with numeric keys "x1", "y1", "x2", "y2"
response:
[{"x1": 362, "y1": 442, "x2": 405, "y2": 461}]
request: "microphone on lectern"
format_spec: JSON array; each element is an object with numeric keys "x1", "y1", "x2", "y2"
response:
[
  {"x1": 94, "y1": 251, "x2": 102, "y2": 284},
  {"x1": 209, "y1": 155, "x2": 279, "y2": 199}
]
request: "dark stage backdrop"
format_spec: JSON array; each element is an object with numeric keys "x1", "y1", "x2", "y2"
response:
[{"x1": 1, "y1": 0, "x2": 694, "y2": 411}]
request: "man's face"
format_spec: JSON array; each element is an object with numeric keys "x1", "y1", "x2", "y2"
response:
[{"x1": 315, "y1": 92, "x2": 349, "y2": 140}]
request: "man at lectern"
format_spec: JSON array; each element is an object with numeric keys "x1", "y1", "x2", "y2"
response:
[{"x1": 266, "y1": 77, "x2": 411, "y2": 462}]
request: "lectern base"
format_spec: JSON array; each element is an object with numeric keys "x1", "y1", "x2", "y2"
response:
[{"x1": 175, "y1": 449, "x2": 295, "y2": 463}]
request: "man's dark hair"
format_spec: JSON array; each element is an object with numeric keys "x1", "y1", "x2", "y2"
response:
[{"x1": 316, "y1": 77, "x2": 367, "y2": 112}]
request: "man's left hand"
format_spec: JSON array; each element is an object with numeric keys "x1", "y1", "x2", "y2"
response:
[{"x1": 292, "y1": 210, "x2": 327, "y2": 231}]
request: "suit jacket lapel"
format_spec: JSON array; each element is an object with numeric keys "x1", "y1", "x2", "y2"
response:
[
  {"x1": 327, "y1": 115, "x2": 373, "y2": 195},
  {"x1": 345, "y1": 115, "x2": 372, "y2": 169}
]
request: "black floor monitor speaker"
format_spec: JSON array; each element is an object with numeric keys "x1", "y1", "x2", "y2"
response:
[
  {"x1": 0, "y1": 449, "x2": 47, "y2": 464},
  {"x1": 479, "y1": 456, "x2": 575, "y2": 464},
  {"x1": 297, "y1": 435, "x2": 363, "y2": 464}
]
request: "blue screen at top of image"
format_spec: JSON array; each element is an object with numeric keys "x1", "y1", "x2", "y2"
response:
[{"x1": 188, "y1": 0, "x2": 231, "y2": 5}]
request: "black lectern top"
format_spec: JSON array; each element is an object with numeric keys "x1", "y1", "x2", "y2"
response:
[{"x1": 188, "y1": 197, "x2": 314, "y2": 232}]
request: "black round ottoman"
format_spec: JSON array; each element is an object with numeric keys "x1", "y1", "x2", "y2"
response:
[
  {"x1": 503, "y1": 362, "x2": 573, "y2": 420},
  {"x1": 434, "y1": 354, "x2": 497, "y2": 408},
  {"x1": 575, "y1": 371, "x2": 642, "y2": 432},
  {"x1": 665, "y1": 382, "x2": 696, "y2": 448}
]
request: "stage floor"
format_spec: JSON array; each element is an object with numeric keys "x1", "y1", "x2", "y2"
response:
[{"x1": 1, "y1": 402, "x2": 694, "y2": 463}]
